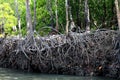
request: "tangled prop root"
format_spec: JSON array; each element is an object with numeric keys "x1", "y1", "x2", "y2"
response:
[{"x1": 0, "y1": 30, "x2": 120, "y2": 79}]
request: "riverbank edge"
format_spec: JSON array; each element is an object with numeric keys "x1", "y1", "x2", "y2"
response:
[{"x1": 0, "y1": 30, "x2": 120, "y2": 79}]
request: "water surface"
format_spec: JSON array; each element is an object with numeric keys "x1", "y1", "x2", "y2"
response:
[{"x1": 0, "y1": 68, "x2": 117, "y2": 80}]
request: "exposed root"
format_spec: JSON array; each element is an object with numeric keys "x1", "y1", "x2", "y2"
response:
[{"x1": 0, "y1": 30, "x2": 119, "y2": 78}]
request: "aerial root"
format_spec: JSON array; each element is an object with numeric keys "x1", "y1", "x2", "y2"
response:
[{"x1": 0, "y1": 30, "x2": 119, "y2": 78}]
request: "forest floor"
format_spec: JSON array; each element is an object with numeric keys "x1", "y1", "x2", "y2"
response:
[{"x1": 0, "y1": 30, "x2": 120, "y2": 79}]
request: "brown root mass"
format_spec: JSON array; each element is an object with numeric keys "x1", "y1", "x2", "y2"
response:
[{"x1": 0, "y1": 30, "x2": 120, "y2": 79}]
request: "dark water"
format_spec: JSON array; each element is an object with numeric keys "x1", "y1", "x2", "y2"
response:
[{"x1": 0, "y1": 68, "x2": 117, "y2": 80}]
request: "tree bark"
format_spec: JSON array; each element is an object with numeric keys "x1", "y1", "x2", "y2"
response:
[
  {"x1": 65, "y1": 0, "x2": 69, "y2": 34},
  {"x1": 84, "y1": 0, "x2": 90, "y2": 32},
  {"x1": 115, "y1": 0, "x2": 120, "y2": 30},
  {"x1": 33, "y1": 0, "x2": 36, "y2": 31},
  {"x1": 26, "y1": 0, "x2": 33, "y2": 36}
]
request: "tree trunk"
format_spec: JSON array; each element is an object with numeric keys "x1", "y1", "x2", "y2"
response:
[
  {"x1": 115, "y1": 0, "x2": 120, "y2": 30},
  {"x1": 33, "y1": 0, "x2": 36, "y2": 31},
  {"x1": 26, "y1": 0, "x2": 33, "y2": 37},
  {"x1": 84, "y1": 0, "x2": 90, "y2": 32},
  {"x1": 65, "y1": 0, "x2": 69, "y2": 34},
  {"x1": 55, "y1": 0, "x2": 59, "y2": 31}
]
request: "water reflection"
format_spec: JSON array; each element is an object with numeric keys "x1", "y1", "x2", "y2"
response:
[{"x1": 0, "y1": 68, "x2": 117, "y2": 80}]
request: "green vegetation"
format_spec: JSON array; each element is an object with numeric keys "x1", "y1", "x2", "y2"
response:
[
  {"x1": 0, "y1": 3, "x2": 17, "y2": 35},
  {"x1": 0, "y1": 0, "x2": 119, "y2": 36}
]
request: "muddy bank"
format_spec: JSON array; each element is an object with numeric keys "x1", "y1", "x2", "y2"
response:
[{"x1": 0, "y1": 30, "x2": 120, "y2": 79}]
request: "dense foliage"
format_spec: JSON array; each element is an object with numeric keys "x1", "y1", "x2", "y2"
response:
[
  {"x1": 0, "y1": 2, "x2": 17, "y2": 35},
  {"x1": 0, "y1": 0, "x2": 119, "y2": 36}
]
